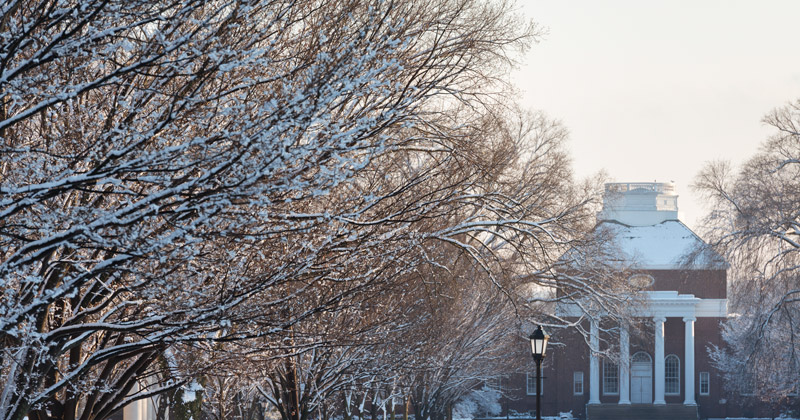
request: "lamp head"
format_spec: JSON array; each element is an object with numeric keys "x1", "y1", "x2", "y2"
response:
[{"x1": 529, "y1": 325, "x2": 549, "y2": 361}]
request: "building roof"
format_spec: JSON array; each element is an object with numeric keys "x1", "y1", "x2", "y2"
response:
[{"x1": 601, "y1": 219, "x2": 727, "y2": 270}]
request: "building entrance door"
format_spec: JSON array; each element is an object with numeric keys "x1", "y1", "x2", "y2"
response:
[{"x1": 631, "y1": 352, "x2": 652, "y2": 404}]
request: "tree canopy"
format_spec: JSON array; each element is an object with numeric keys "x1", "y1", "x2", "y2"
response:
[
  {"x1": 0, "y1": 1, "x2": 626, "y2": 419},
  {"x1": 696, "y1": 100, "x2": 800, "y2": 400}
]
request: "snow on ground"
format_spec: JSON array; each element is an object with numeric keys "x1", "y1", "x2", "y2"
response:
[
  {"x1": 476, "y1": 412, "x2": 573, "y2": 420},
  {"x1": 720, "y1": 418, "x2": 799, "y2": 420},
  {"x1": 722, "y1": 418, "x2": 800, "y2": 420}
]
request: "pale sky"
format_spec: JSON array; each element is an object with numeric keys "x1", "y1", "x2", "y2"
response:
[{"x1": 513, "y1": 1, "x2": 800, "y2": 231}]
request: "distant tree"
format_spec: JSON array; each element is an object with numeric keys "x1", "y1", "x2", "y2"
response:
[
  {"x1": 695, "y1": 100, "x2": 800, "y2": 399},
  {"x1": 405, "y1": 272, "x2": 524, "y2": 420}
]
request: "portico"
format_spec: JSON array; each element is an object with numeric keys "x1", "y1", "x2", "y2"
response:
[{"x1": 585, "y1": 291, "x2": 726, "y2": 406}]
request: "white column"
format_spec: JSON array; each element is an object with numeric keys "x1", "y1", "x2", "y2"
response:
[
  {"x1": 619, "y1": 323, "x2": 631, "y2": 404},
  {"x1": 589, "y1": 318, "x2": 600, "y2": 404},
  {"x1": 684, "y1": 316, "x2": 697, "y2": 405},
  {"x1": 123, "y1": 383, "x2": 145, "y2": 420},
  {"x1": 654, "y1": 316, "x2": 666, "y2": 405}
]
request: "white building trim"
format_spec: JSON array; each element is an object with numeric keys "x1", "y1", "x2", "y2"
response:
[{"x1": 556, "y1": 291, "x2": 727, "y2": 319}]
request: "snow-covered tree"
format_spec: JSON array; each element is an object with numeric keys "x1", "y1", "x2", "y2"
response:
[
  {"x1": 695, "y1": 100, "x2": 800, "y2": 400},
  {"x1": 0, "y1": 1, "x2": 630, "y2": 419},
  {"x1": 392, "y1": 254, "x2": 524, "y2": 420}
]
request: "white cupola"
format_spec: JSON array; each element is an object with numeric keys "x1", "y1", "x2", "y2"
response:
[{"x1": 599, "y1": 182, "x2": 678, "y2": 226}]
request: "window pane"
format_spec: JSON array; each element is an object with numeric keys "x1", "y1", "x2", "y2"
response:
[
  {"x1": 665, "y1": 355, "x2": 680, "y2": 395},
  {"x1": 574, "y1": 371, "x2": 584, "y2": 395},
  {"x1": 741, "y1": 375, "x2": 755, "y2": 395},
  {"x1": 527, "y1": 373, "x2": 543, "y2": 395},
  {"x1": 603, "y1": 359, "x2": 619, "y2": 395},
  {"x1": 699, "y1": 372, "x2": 710, "y2": 395}
]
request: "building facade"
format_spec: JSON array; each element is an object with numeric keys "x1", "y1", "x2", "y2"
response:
[{"x1": 503, "y1": 182, "x2": 780, "y2": 420}]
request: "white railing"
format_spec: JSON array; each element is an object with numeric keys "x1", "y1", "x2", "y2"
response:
[{"x1": 605, "y1": 182, "x2": 675, "y2": 194}]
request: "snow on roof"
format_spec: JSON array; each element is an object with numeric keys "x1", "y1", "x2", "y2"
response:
[{"x1": 602, "y1": 220, "x2": 726, "y2": 269}]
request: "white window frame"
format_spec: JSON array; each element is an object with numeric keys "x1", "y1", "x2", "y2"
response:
[
  {"x1": 603, "y1": 359, "x2": 619, "y2": 395},
  {"x1": 740, "y1": 376, "x2": 756, "y2": 396},
  {"x1": 485, "y1": 376, "x2": 501, "y2": 391},
  {"x1": 665, "y1": 354, "x2": 681, "y2": 395},
  {"x1": 573, "y1": 371, "x2": 584, "y2": 395},
  {"x1": 699, "y1": 372, "x2": 710, "y2": 396},
  {"x1": 526, "y1": 373, "x2": 543, "y2": 395},
  {"x1": 788, "y1": 379, "x2": 799, "y2": 397}
]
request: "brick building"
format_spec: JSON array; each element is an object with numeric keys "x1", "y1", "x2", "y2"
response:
[{"x1": 502, "y1": 182, "x2": 780, "y2": 420}]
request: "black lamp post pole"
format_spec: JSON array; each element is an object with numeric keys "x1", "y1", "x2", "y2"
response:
[
  {"x1": 536, "y1": 359, "x2": 542, "y2": 420},
  {"x1": 529, "y1": 325, "x2": 549, "y2": 420}
]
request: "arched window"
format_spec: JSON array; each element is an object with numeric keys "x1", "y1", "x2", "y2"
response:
[
  {"x1": 665, "y1": 354, "x2": 680, "y2": 395},
  {"x1": 632, "y1": 351, "x2": 652, "y2": 364},
  {"x1": 603, "y1": 358, "x2": 619, "y2": 395}
]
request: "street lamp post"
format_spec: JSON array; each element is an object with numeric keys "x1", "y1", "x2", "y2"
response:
[{"x1": 529, "y1": 325, "x2": 550, "y2": 420}]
